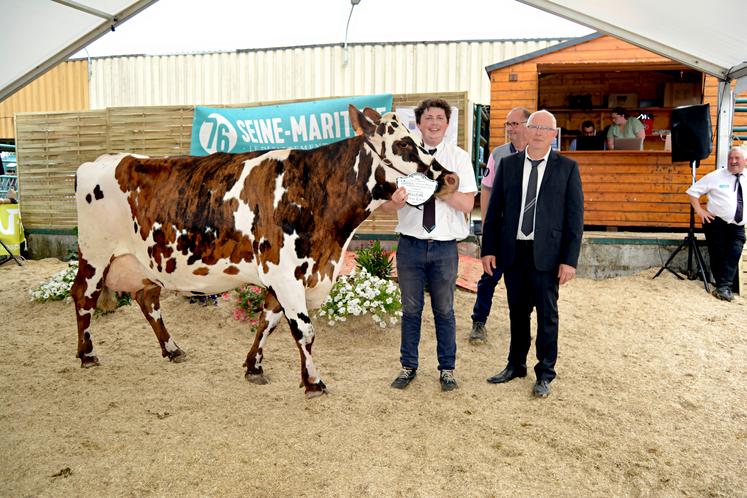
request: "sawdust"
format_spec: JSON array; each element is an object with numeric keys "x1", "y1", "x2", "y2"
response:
[{"x1": 0, "y1": 258, "x2": 745, "y2": 497}]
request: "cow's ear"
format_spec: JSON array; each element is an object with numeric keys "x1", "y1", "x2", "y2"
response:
[
  {"x1": 349, "y1": 104, "x2": 376, "y2": 136},
  {"x1": 362, "y1": 107, "x2": 381, "y2": 122}
]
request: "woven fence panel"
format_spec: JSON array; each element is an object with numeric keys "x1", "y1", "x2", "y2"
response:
[
  {"x1": 15, "y1": 111, "x2": 108, "y2": 229},
  {"x1": 107, "y1": 106, "x2": 194, "y2": 156}
]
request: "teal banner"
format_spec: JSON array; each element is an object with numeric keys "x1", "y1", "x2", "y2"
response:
[{"x1": 190, "y1": 94, "x2": 393, "y2": 155}]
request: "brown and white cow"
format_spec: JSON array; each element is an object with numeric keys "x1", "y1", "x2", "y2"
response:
[{"x1": 72, "y1": 105, "x2": 459, "y2": 397}]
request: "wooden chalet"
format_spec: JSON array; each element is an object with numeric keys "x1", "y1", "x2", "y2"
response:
[{"x1": 486, "y1": 33, "x2": 735, "y2": 230}]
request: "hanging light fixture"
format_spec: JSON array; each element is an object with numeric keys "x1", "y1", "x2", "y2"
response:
[{"x1": 343, "y1": 0, "x2": 362, "y2": 66}]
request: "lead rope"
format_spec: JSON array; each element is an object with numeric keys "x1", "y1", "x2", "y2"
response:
[{"x1": 362, "y1": 136, "x2": 411, "y2": 177}]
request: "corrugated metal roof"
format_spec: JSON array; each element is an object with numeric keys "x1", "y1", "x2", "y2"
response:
[{"x1": 89, "y1": 39, "x2": 565, "y2": 109}]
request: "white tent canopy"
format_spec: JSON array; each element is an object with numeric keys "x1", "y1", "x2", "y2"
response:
[
  {"x1": 3, "y1": 1, "x2": 746, "y2": 161},
  {"x1": 517, "y1": 0, "x2": 747, "y2": 164},
  {"x1": 0, "y1": 0, "x2": 157, "y2": 102}
]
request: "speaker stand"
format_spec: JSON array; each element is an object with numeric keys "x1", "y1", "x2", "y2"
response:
[{"x1": 653, "y1": 160, "x2": 710, "y2": 292}]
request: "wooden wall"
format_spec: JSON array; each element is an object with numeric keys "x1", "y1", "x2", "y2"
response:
[{"x1": 568, "y1": 151, "x2": 692, "y2": 227}]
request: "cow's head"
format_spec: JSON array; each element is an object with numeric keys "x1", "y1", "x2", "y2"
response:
[{"x1": 349, "y1": 105, "x2": 459, "y2": 201}]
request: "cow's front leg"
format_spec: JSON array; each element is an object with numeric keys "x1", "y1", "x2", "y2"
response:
[
  {"x1": 269, "y1": 283, "x2": 326, "y2": 397},
  {"x1": 244, "y1": 289, "x2": 283, "y2": 384}
]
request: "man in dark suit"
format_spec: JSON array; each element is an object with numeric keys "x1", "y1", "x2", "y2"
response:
[{"x1": 480, "y1": 110, "x2": 584, "y2": 398}]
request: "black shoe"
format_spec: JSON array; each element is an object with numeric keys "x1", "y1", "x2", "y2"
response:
[
  {"x1": 486, "y1": 366, "x2": 527, "y2": 384},
  {"x1": 469, "y1": 321, "x2": 487, "y2": 344},
  {"x1": 533, "y1": 379, "x2": 551, "y2": 398},
  {"x1": 391, "y1": 368, "x2": 417, "y2": 389},
  {"x1": 440, "y1": 369, "x2": 458, "y2": 391}
]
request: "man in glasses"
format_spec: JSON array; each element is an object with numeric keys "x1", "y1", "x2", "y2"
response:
[
  {"x1": 469, "y1": 107, "x2": 531, "y2": 345},
  {"x1": 481, "y1": 110, "x2": 584, "y2": 398}
]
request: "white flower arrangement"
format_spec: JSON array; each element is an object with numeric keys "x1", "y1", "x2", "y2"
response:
[
  {"x1": 29, "y1": 260, "x2": 133, "y2": 310},
  {"x1": 318, "y1": 267, "x2": 402, "y2": 329},
  {"x1": 29, "y1": 260, "x2": 79, "y2": 302}
]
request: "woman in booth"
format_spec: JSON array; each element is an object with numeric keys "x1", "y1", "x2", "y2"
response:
[{"x1": 606, "y1": 107, "x2": 646, "y2": 150}]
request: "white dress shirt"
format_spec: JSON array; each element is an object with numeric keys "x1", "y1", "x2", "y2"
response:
[
  {"x1": 687, "y1": 167, "x2": 745, "y2": 226},
  {"x1": 395, "y1": 141, "x2": 478, "y2": 241}
]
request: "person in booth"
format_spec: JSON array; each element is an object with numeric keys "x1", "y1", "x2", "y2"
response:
[
  {"x1": 606, "y1": 107, "x2": 646, "y2": 150},
  {"x1": 379, "y1": 98, "x2": 478, "y2": 392},
  {"x1": 687, "y1": 146, "x2": 746, "y2": 302},
  {"x1": 481, "y1": 110, "x2": 584, "y2": 398},
  {"x1": 568, "y1": 120, "x2": 603, "y2": 151}
]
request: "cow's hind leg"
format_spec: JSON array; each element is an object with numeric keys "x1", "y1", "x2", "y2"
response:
[
  {"x1": 244, "y1": 289, "x2": 284, "y2": 384},
  {"x1": 71, "y1": 252, "x2": 108, "y2": 367},
  {"x1": 133, "y1": 282, "x2": 185, "y2": 362}
]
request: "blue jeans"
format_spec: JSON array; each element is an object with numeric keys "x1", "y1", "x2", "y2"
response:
[
  {"x1": 470, "y1": 269, "x2": 503, "y2": 324},
  {"x1": 396, "y1": 235, "x2": 458, "y2": 371}
]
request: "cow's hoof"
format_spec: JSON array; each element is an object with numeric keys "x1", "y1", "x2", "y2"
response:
[
  {"x1": 167, "y1": 349, "x2": 186, "y2": 363},
  {"x1": 245, "y1": 372, "x2": 269, "y2": 385},
  {"x1": 304, "y1": 380, "x2": 327, "y2": 399},
  {"x1": 80, "y1": 356, "x2": 100, "y2": 368}
]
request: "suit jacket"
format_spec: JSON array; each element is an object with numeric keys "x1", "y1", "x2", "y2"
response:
[{"x1": 481, "y1": 150, "x2": 584, "y2": 272}]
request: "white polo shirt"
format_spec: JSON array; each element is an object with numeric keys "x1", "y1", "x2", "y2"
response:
[
  {"x1": 687, "y1": 168, "x2": 745, "y2": 226},
  {"x1": 395, "y1": 141, "x2": 477, "y2": 241}
]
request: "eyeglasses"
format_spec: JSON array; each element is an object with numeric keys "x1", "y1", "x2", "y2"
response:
[
  {"x1": 504, "y1": 121, "x2": 527, "y2": 128},
  {"x1": 527, "y1": 124, "x2": 556, "y2": 132}
]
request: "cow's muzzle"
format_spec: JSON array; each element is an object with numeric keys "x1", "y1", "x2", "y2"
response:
[{"x1": 435, "y1": 172, "x2": 460, "y2": 198}]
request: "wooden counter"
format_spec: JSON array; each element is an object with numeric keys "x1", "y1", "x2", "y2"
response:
[{"x1": 567, "y1": 150, "x2": 698, "y2": 228}]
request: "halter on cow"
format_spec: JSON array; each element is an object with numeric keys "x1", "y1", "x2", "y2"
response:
[{"x1": 72, "y1": 105, "x2": 459, "y2": 397}]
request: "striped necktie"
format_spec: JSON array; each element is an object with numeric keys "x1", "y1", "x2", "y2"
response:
[{"x1": 520, "y1": 159, "x2": 543, "y2": 236}]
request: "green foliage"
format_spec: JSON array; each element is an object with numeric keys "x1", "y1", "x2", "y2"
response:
[
  {"x1": 116, "y1": 292, "x2": 132, "y2": 307},
  {"x1": 354, "y1": 241, "x2": 394, "y2": 280}
]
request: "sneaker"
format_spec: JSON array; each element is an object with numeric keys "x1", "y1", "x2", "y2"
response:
[
  {"x1": 533, "y1": 379, "x2": 551, "y2": 398},
  {"x1": 440, "y1": 369, "x2": 458, "y2": 391},
  {"x1": 469, "y1": 321, "x2": 487, "y2": 344},
  {"x1": 712, "y1": 287, "x2": 734, "y2": 302},
  {"x1": 391, "y1": 368, "x2": 417, "y2": 389}
]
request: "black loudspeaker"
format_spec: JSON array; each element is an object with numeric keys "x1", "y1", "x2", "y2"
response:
[{"x1": 671, "y1": 103, "x2": 712, "y2": 163}]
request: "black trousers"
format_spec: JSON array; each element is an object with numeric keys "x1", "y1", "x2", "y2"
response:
[
  {"x1": 503, "y1": 240, "x2": 559, "y2": 382},
  {"x1": 703, "y1": 217, "x2": 746, "y2": 291}
]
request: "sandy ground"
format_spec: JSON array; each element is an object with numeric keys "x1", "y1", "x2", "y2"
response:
[{"x1": 0, "y1": 258, "x2": 745, "y2": 497}]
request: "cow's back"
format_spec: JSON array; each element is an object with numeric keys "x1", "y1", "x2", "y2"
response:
[{"x1": 75, "y1": 151, "x2": 282, "y2": 293}]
